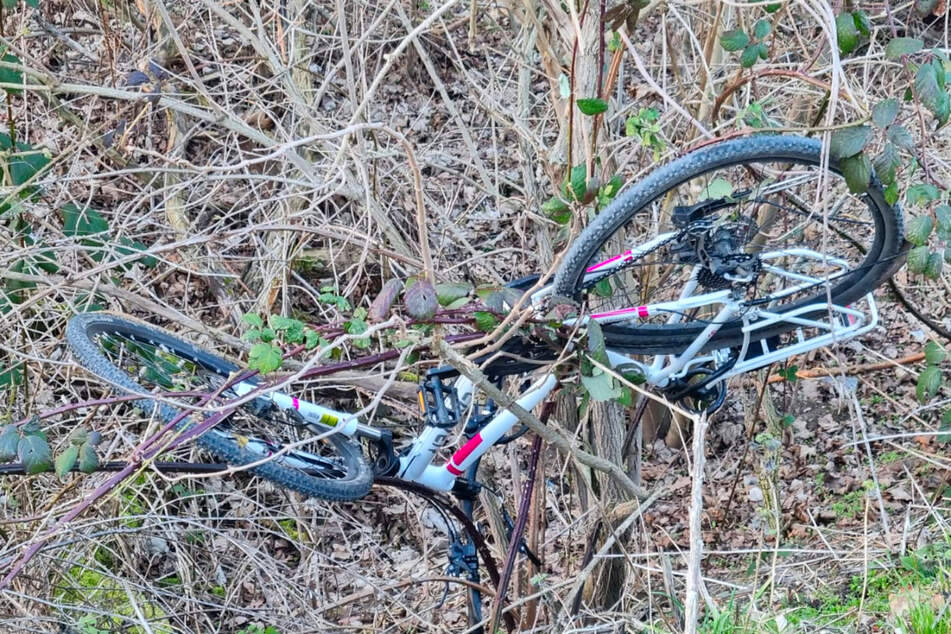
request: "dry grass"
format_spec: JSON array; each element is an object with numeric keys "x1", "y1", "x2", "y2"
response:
[{"x1": 0, "y1": 0, "x2": 950, "y2": 632}]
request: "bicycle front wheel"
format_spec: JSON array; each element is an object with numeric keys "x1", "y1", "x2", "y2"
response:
[
  {"x1": 66, "y1": 312, "x2": 373, "y2": 502},
  {"x1": 553, "y1": 135, "x2": 906, "y2": 354}
]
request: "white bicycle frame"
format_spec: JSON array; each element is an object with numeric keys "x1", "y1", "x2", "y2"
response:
[{"x1": 230, "y1": 243, "x2": 879, "y2": 493}]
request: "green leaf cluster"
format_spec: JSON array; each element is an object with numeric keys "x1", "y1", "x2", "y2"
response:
[
  {"x1": 316, "y1": 286, "x2": 351, "y2": 311},
  {"x1": 829, "y1": 126, "x2": 872, "y2": 194},
  {"x1": 242, "y1": 312, "x2": 327, "y2": 373},
  {"x1": 435, "y1": 281, "x2": 473, "y2": 309},
  {"x1": 913, "y1": 58, "x2": 950, "y2": 128},
  {"x1": 345, "y1": 306, "x2": 371, "y2": 349},
  {"x1": 543, "y1": 167, "x2": 625, "y2": 224},
  {"x1": 0, "y1": 131, "x2": 155, "y2": 317},
  {"x1": 578, "y1": 321, "x2": 638, "y2": 405},
  {"x1": 882, "y1": 37, "x2": 951, "y2": 129},
  {"x1": 835, "y1": 10, "x2": 870, "y2": 56},
  {"x1": 719, "y1": 18, "x2": 771, "y2": 68},
  {"x1": 60, "y1": 204, "x2": 158, "y2": 271},
  {"x1": 625, "y1": 107, "x2": 664, "y2": 160},
  {"x1": 54, "y1": 426, "x2": 102, "y2": 477},
  {"x1": 0, "y1": 418, "x2": 93, "y2": 476},
  {"x1": 917, "y1": 341, "x2": 947, "y2": 403},
  {"x1": 906, "y1": 203, "x2": 950, "y2": 279}
]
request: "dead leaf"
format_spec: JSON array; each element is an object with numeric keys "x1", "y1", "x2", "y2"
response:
[{"x1": 889, "y1": 486, "x2": 913, "y2": 502}]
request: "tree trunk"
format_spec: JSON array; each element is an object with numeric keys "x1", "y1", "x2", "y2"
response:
[{"x1": 581, "y1": 399, "x2": 631, "y2": 610}]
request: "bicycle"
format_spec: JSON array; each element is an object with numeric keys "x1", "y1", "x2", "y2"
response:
[{"x1": 65, "y1": 134, "x2": 907, "y2": 624}]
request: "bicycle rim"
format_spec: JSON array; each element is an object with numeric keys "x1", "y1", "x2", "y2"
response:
[
  {"x1": 66, "y1": 313, "x2": 373, "y2": 501},
  {"x1": 554, "y1": 136, "x2": 902, "y2": 354}
]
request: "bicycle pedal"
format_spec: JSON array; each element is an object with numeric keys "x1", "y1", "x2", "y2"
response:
[{"x1": 418, "y1": 372, "x2": 462, "y2": 429}]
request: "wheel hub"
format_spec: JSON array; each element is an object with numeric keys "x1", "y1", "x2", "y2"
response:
[{"x1": 671, "y1": 214, "x2": 761, "y2": 288}]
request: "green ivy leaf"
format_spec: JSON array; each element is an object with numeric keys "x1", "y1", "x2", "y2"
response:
[
  {"x1": 0, "y1": 425, "x2": 19, "y2": 462},
  {"x1": 576, "y1": 98, "x2": 608, "y2": 115},
  {"x1": 835, "y1": 12, "x2": 859, "y2": 55},
  {"x1": 9, "y1": 146, "x2": 51, "y2": 187},
  {"x1": 907, "y1": 215, "x2": 934, "y2": 246},
  {"x1": 586, "y1": 320, "x2": 609, "y2": 365},
  {"x1": 0, "y1": 53, "x2": 22, "y2": 95},
  {"x1": 830, "y1": 125, "x2": 871, "y2": 159},
  {"x1": 872, "y1": 143, "x2": 900, "y2": 186},
  {"x1": 55, "y1": 444, "x2": 79, "y2": 478},
  {"x1": 61, "y1": 204, "x2": 109, "y2": 237},
  {"x1": 906, "y1": 183, "x2": 940, "y2": 205},
  {"x1": 887, "y1": 124, "x2": 915, "y2": 149},
  {"x1": 885, "y1": 182, "x2": 900, "y2": 206},
  {"x1": 114, "y1": 237, "x2": 157, "y2": 269},
  {"x1": 345, "y1": 316, "x2": 370, "y2": 349},
  {"x1": 720, "y1": 29, "x2": 749, "y2": 52},
  {"x1": 753, "y1": 19, "x2": 771, "y2": 40},
  {"x1": 434, "y1": 282, "x2": 473, "y2": 307},
  {"x1": 885, "y1": 37, "x2": 924, "y2": 59},
  {"x1": 269, "y1": 315, "x2": 304, "y2": 343},
  {"x1": 78, "y1": 441, "x2": 99, "y2": 474},
  {"x1": 853, "y1": 10, "x2": 871, "y2": 37},
  {"x1": 542, "y1": 196, "x2": 571, "y2": 224},
  {"x1": 915, "y1": 63, "x2": 942, "y2": 109},
  {"x1": 593, "y1": 278, "x2": 613, "y2": 298},
  {"x1": 739, "y1": 44, "x2": 760, "y2": 68},
  {"x1": 699, "y1": 177, "x2": 734, "y2": 201},
  {"x1": 581, "y1": 371, "x2": 621, "y2": 402},
  {"x1": 839, "y1": 153, "x2": 871, "y2": 194},
  {"x1": 925, "y1": 341, "x2": 947, "y2": 365},
  {"x1": 907, "y1": 245, "x2": 930, "y2": 274},
  {"x1": 242, "y1": 313, "x2": 263, "y2": 329},
  {"x1": 935, "y1": 205, "x2": 951, "y2": 239},
  {"x1": 303, "y1": 329, "x2": 319, "y2": 350},
  {"x1": 925, "y1": 251, "x2": 944, "y2": 279},
  {"x1": 917, "y1": 365, "x2": 943, "y2": 403},
  {"x1": 939, "y1": 409, "x2": 951, "y2": 443},
  {"x1": 872, "y1": 98, "x2": 900, "y2": 128},
  {"x1": 18, "y1": 433, "x2": 51, "y2": 474},
  {"x1": 248, "y1": 342, "x2": 282, "y2": 374},
  {"x1": 473, "y1": 311, "x2": 499, "y2": 332},
  {"x1": 0, "y1": 363, "x2": 22, "y2": 388},
  {"x1": 565, "y1": 164, "x2": 587, "y2": 201}
]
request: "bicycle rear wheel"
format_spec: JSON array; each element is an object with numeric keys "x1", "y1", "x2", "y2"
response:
[
  {"x1": 66, "y1": 312, "x2": 373, "y2": 501},
  {"x1": 553, "y1": 135, "x2": 906, "y2": 354}
]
